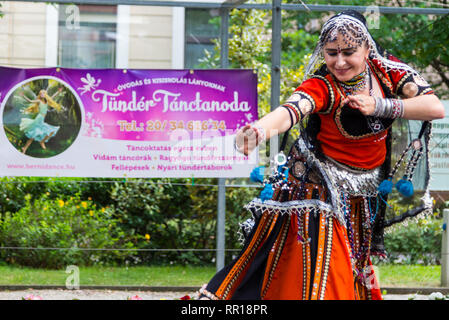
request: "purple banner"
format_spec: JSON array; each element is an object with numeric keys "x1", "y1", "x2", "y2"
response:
[{"x1": 0, "y1": 67, "x2": 258, "y2": 178}]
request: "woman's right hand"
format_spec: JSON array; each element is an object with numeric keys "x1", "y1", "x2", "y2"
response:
[{"x1": 235, "y1": 124, "x2": 264, "y2": 156}]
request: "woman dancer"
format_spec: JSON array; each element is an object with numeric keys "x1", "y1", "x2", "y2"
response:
[
  {"x1": 199, "y1": 10, "x2": 444, "y2": 300},
  {"x1": 20, "y1": 88, "x2": 63, "y2": 154}
]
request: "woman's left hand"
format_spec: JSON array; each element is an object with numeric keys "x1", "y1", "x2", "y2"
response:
[{"x1": 343, "y1": 94, "x2": 376, "y2": 116}]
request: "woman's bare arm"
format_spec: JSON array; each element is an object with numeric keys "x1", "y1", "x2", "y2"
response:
[
  {"x1": 401, "y1": 94, "x2": 445, "y2": 120},
  {"x1": 344, "y1": 93, "x2": 445, "y2": 121},
  {"x1": 51, "y1": 88, "x2": 63, "y2": 99},
  {"x1": 235, "y1": 106, "x2": 297, "y2": 156},
  {"x1": 22, "y1": 95, "x2": 39, "y2": 103}
]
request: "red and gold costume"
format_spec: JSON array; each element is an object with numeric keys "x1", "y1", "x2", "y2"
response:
[
  {"x1": 199, "y1": 55, "x2": 434, "y2": 301},
  {"x1": 200, "y1": 10, "x2": 435, "y2": 300},
  {"x1": 285, "y1": 58, "x2": 433, "y2": 170}
]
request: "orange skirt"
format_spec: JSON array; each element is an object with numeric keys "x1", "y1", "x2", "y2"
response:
[{"x1": 201, "y1": 179, "x2": 383, "y2": 300}]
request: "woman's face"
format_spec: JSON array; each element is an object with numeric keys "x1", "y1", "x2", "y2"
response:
[
  {"x1": 323, "y1": 33, "x2": 370, "y2": 82},
  {"x1": 38, "y1": 91, "x2": 47, "y2": 102}
]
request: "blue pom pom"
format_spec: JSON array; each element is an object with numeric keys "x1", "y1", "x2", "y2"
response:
[
  {"x1": 250, "y1": 166, "x2": 265, "y2": 183},
  {"x1": 395, "y1": 177, "x2": 414, "y2": 197},
  {"x1": 378, "y1": 179, "x2": 393, "y2": 196},
  {"x1": 395, "y1": 178, "x2": 405, "y2": 189},
  {"x1": 260, "y1": 183, "x2": 274, "y2": 202}
]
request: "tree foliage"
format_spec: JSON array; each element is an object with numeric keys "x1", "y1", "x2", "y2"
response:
[{"x1": 283, "y1": 0, "x2": 449, "y2": 98}]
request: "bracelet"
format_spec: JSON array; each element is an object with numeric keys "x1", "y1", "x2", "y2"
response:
[
  {"x1": 391, "y1": 99, "x2": 404, "y2": 118},
  {"x1": 373, "y1": 97, "x2": 404, "y2": 119},
  {"x1": 233, "y1": 123, "x2": 266, "y2": 154},
  {"x1": 198, "y1": 287, "x2": 219, "y2": 300},
  {"x1": 252, "y1": 123, "x2": 266, "y2": 143},
  {"x1": 234, "y1": 136, "x2": 240, "y2": 152},
  {"x1": 281, "y1": 105, "x2": 296, "y2": 130}
]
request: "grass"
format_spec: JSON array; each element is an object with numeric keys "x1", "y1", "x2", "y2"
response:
[
  {"x1": 376, "y1": 265, "x2": 441, "y2": 288},
  {"x1": 0, "y1": 265, "x2": 216, "y2": 287},
  {"x1": 0, "y1": 264, "x2": 442, "y2": 288}
]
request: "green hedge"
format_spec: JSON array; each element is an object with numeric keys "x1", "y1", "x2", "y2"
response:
[
  {"x1": 0, "y1": 192, "x2": 136, "y2": 268},
  {"x1": 0, "y1": 177, "x2": 259, "y2": 267},
  {"x1": 110, "y1": 178, "x2": 258, "y2": 265},
  {"x1": 0, "y1": 177, "x2": 444, "y2": 268},
  {"x1": 381, "y1": 214, "x2": 443, "y2": 266}
]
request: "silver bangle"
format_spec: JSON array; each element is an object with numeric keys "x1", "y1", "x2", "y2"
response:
[
  {"x1": 252, "y1": 123, "x2": 266, "y2": 143},
  {"x1": 234, "y1": 136, "x2": 243, "y2": 154},
  {"x1": 373, "y1": 98, "x2": 404, "y2": 119},
  {"x1": 234, "y1": 123, "x2": 266, "y2": 154}
]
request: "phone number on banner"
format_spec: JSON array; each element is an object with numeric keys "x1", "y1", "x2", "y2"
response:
[{"x1": 117, "y1": 120, "x2": 227, "y2": 132}]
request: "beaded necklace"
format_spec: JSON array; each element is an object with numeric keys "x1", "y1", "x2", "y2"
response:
[
  {"x1": 339, "y1": 63, "x2": 385, "y2": 135},
  {"x1": 339, "y1": 68, "x2": 368, "y2": 96}
]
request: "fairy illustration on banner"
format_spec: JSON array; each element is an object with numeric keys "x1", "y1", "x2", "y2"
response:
[
  {"x1": 19, "y1": 87, "x2": 64, "y2": 154},
  {"x1": 2, "y1": 78, "x2": 83, "y2": 158}
]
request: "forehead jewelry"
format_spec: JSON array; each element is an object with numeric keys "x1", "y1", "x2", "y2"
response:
[{"x1": 304, "y1": 14, "x2": 420, "y2": 82}]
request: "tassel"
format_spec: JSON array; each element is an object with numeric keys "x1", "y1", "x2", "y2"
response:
[
  {"x1": 282, "y1": 167, "x2": 289, "y2": 181},
  {"x1": 250, "y1": 166, "x2": 265, "y2": 183},
  {"x1": 377, "y1": 178, "x2": 393, "y2": 196},
  {"x1": 260, "y1": 183, "x2": 274, "y2": 202},
  {"x1": 395, "y1": 176, "x2": 414, "y2": 197}
]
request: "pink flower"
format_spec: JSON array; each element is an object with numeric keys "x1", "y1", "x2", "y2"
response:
[
  {"x1": 127, "y1": 295, "x2": 143, "y2": 300},
  {"x1": 22, "y1": 294, "x2": 43, "y2": 300}
]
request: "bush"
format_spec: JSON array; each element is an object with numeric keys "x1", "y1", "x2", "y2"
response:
[
  {"x1": 0, "y1": 177, "x2": 260, "y2": 267},
  {"x1": 111, "y1": 178, "x2": 204, "y2": 265},
  {"x1": 1, "y1": 175, "x2": 444, "y2": 267},
  {"x1": 379, "y1": 214, "x2": 443, "y2": 265},
  {"x1": 0, "y1": 194, "x2": 137, "y2": 268},
  {"x1": 0, "y1": 176, "x2": 116, "y2": 215},
  {"x1": 110, "y1": 178, "x2": 259, "y2": 265}
]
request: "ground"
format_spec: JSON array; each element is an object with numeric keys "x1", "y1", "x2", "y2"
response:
[{"x1": 0, "y1": 289, "x2": 433, "y2": 300}]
